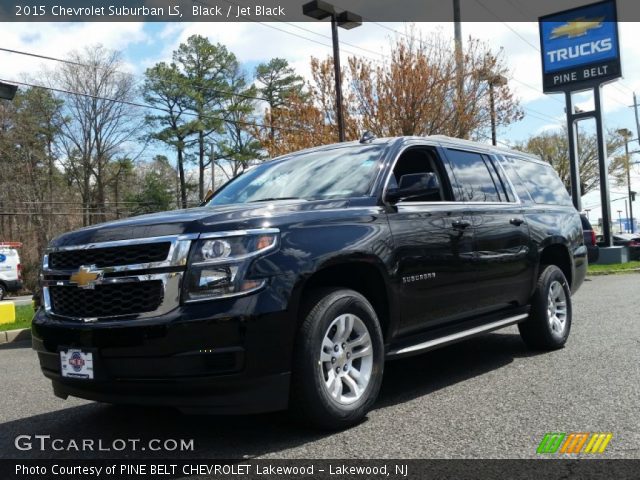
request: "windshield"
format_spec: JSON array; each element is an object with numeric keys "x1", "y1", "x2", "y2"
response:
[{"x1": 208, "y1": 144, "x2": 384, "y2": 206}]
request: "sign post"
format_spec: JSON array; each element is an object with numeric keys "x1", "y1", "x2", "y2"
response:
[{"x1": 539, "y1": 0, "x2": 622, "y2": 247}]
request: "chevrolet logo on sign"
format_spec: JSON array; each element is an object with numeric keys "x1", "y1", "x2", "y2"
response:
[
  {"x1": 70, "y1": 265, "x2": 103, "y2": 289},
  {"x1": 550, "y1": 17, "x2": 605, "y2": 39}
]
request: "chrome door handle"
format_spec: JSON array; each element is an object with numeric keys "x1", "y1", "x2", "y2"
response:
[{"x1": 452, "y1": 220, "x2": 471, "y2": 229}]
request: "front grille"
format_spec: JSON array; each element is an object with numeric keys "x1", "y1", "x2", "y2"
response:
[
  {"x1": 49, "y1": 281, "x2": 164, "y2": 318},
  {"x1": 48, "y1": 243, "x2": 171, "y2": 270}
]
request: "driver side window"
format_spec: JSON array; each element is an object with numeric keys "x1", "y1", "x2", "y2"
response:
[{"x1": 391, "y1": 148, "x2": 446, "y2": 202}]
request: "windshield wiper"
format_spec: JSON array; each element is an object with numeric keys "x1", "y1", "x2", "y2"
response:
[{"x1": 249, "y1": 197, "x2": 304, "y2": 203}]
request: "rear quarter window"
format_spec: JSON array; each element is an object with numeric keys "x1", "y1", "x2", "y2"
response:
[{"x1": 507, "y1": 156, "x2": 573, "y2": 207}]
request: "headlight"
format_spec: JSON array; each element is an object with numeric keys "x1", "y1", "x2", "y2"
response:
[{"x1": 184, "y1": 229, "x2": 279, "y2": 302}]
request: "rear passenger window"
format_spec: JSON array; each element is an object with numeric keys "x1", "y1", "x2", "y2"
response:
[
  {"x1": 496, "y1": 156, "x2": 533, "y2": 203},
  {"x1": 508, "y1": 157, "x2": 573, "y2": 206},
  {"x1": 485, "y1": 156, "x2": 515, "y2": 202},
  {"x1": 446, "y1": 149, "x2": 501, "y2": 202}
]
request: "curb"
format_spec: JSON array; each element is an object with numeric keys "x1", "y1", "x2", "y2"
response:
[
  {"x1": 0, "y1": 328, "x2": 31, "y2": 345},
  {"x1": 587, "y1": 267, "x2": 640, "y2": 276}
]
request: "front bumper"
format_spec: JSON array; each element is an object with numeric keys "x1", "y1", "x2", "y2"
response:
[{"x1": 31, "y1": 285, "x2": 296, "y2": 414}]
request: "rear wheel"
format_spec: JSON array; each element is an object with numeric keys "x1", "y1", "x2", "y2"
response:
[
  {"x1": 519, "y1": 265, "x2": 572, "y2": 350},
  {"x1": 0, "y1": 283, "x2": 6, "y2": 301},
  {"x1": 291, "y1": 288, "x2": 384, "y2": 430}
]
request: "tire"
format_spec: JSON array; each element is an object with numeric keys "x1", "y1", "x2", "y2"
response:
[
  {"x1": 290, "y1": 288, "x2": 384, "y2": 430},
  {"x1": 0, "y1": 283, "x2": 5, "y2": 301},
  {"x1": 518, "y1": 265, "x2": 572, "y2": 350}
]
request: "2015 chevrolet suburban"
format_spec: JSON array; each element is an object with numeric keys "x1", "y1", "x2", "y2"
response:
[{"x1": 32, "y1": 135, "x2": 587, "y2": 429}]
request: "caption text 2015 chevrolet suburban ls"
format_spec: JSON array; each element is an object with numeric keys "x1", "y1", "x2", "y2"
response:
[{"x1": 32, "y1": 135, "x2": 586, "y2": 429}]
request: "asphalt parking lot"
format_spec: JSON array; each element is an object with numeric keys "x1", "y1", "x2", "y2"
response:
[{"x1": 0, "y1": 275, "x2": 638, "y2": 460}]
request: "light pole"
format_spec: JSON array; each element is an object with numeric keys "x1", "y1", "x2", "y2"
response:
[
  {"x1": 0, "y1": 81, "x2": 17, "y2": 100},
  {"x1": 617, "y1": 128, "x2": 635, "y2": 233},
  {"x1": 478, "y1": 71, "x2": 507, "y2": 146},
  {"x1": 303, "y1": 1, "x2": 362, "y2": 143}
]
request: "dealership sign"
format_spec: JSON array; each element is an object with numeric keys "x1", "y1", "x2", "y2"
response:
[{"x1": 539, "y1": 0, "x2": 621, "y2": 93}]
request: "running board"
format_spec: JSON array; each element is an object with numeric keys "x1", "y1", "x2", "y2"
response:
[{"x1": 387, "y1": 313, "x2": 528, "y2": 357}]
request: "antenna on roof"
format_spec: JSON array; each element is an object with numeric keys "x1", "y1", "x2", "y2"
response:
[{"x1": 359, "y1": 131, "x2": 376, "y2": 144}]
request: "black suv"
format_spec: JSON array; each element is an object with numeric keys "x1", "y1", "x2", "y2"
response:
[{"x1": 32, "y1": 136, "x2": 587, "y2": 429}]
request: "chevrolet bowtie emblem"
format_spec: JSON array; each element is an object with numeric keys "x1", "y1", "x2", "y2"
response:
[
  {"x1": 550, "y1": 17, "x2": 605, "y2": 39},
  {"x1": 70, "y1": 265, "x2": 103, "y2": 289}
]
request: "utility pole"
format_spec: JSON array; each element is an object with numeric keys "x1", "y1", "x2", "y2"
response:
[
  {"x1": 453, "y1": 0, "x2": 465, "y2": 137},
  {"x1": 624, "y1": 137, "x2": 634, "y2": 234},
  {"x1": 454, "y1": 0, "x2": 462, "y2": 58},
  {"x1": 617, "y1": 128, "x2": 635, "y2": 233},
  {"x1": 634, "y1": 92, "x2": 640, "y2": 149}
]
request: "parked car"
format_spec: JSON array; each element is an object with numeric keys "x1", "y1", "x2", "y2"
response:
[
  {"x1": 613, "y1": 233, "x2": 640, "y2": 246},
  {"x1": 580, "y1": 214, "x2": 599, "y2": 264},
  {"x1": 612, "y1": 233, "x2": 640, "y2": 261},
  {"x1": 597, "y1": 233, "x2": 640, "y2": 259},
  {"x1": 596, "y1": 233, "x2": 640, "y2": 245},
  {"x1": 0, "y1": 242, "x2": 23, "y2": 301},
  {"x1": 32, "y1": 135, "x2": 587, "y2": 429}
]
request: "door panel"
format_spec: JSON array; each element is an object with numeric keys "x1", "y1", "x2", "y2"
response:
[
  {"x1": 468, "y1": 204, "x2": 533, "y2": 310},
  {"x1": 441, "y1": 147, "x2": 535, "y2": 313},
  {"x1": 388, "y1": 203, "x2": 475, "y2": 336}
]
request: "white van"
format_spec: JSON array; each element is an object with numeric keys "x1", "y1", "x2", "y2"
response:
[{"x1": 0, "y1": 242, "x2": 23, "y2": 300}]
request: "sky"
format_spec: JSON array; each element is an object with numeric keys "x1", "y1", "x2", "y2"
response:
[{"x1": 2, "y1": 19, "x2": 640, "y2": 226}]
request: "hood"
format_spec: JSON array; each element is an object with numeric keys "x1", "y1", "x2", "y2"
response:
[{"x1": 49, "y1": 199, "x2": 351, "y2": 247}]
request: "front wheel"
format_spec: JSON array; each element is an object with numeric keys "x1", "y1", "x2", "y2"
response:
[
  {"x1": 0, "y1": 284, "x2": 5, "y2": 301},
  {"x1": 290, "y1": 288, "x2": 384, "y2": 430},
  {"x1": 519, "y1": 265, "x2": 572, "y2": 350}
]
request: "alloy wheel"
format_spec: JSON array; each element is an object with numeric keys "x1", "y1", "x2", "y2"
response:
[
  {"x1": 547, "y1": 280, "x2": 567, "y2": 338},
  {"x1": 319, "y1": 314, "x2": 373, "y2": 405}
]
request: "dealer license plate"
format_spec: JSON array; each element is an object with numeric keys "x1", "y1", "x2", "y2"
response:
[{"x1": 60, "y1": 349, "x2": 94, "y2": 380}]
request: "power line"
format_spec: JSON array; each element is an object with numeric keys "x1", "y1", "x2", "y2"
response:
[
  {"x1": 509, "y1": 77, "x2": 563, "y2": 105},
  {"x1": 0, "y1": 77, "x2": 321, "y2": 136},
  {"x1": 282, "y1": 22, "x2": 385, "y2": 59},
  {"x1": 0, "y1": 47, "x2": 84, "y2": 67},
  {"x1": 583, "y1": 196, "x2": 632, "y2": 211},
  {"x1": 616, "y1": 82, "x2": 635, "y2": 95},
  {"x1": 474, "y1": 0, "x2": 540, "y2": 52},
  {"x1": 0, "y1": 46, "x2": 272, "y2": 104},
  {"x1": 251, "y1": 21, "x2": 384, "y2": 65},
  {"x1": 503, "y1": 0, "x2": 537, "y2": 20},
  {"x1": 196, "y1": 0, "x2": 385, "y2": 64},
  {"x1": 522, "y1": 110, "x2": 562, "y2": 125}
]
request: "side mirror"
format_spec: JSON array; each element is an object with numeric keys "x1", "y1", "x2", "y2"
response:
[{"x1": 386, "y1": 172, "x2": 440, "y2": 203}]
